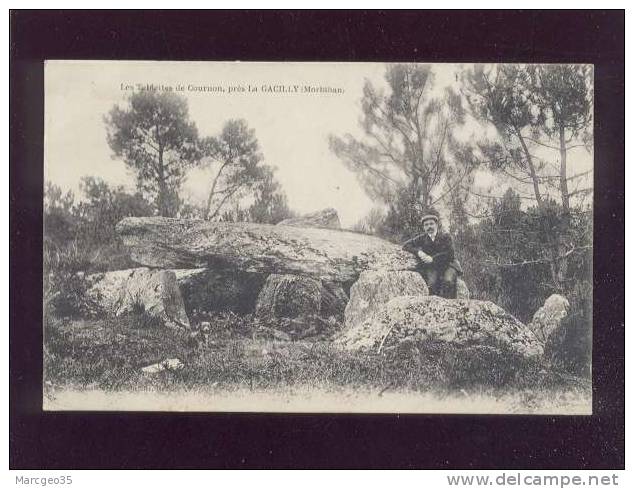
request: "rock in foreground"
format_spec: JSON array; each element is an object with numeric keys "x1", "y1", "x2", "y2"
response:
[
  {"x1": 115, "y1": 217, "x2": 418, "y2": 282},
  {"x1": 141, "y1": 358, "x2": 184, "y2": 374},
  {"x1": 528, "y1": 294, "x2": 570, "y2": 344},
  {"x1": 338, "y1": 295, "x2": 543, "y2": 358}
]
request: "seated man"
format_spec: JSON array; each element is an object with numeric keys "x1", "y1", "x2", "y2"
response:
[{"x1": 401, "y1": 211, "x2": 462, "y2": 299}]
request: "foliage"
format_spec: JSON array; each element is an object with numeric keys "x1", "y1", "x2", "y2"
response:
[
  {"x1": 544, "y1": 302, "x2": 592, "y2": 378},
  {"x1": 44, "y1": 182, "x2": 78, "y2": 244},
  {"x1": 349, "y1": 207, "x2": 387, "y2": 236},
  {"x1": 177, "y1": 199, "x2": 206, "y2": 220},
  {"x1": 464, "y1": 64, "x2": 592, "y2": 201},
  {"x1": 208, "y1": 164, "x2": 295, "y2": 224},
  {"x1": 381, "y1": 186, "x2": 444, "y2": 241},
  {"x1": 201, "y1": 119, "x2": 270, "y2": 220},
  {"x1": 105, "y1": 91, "x2": 201, "y2": 217},
  {"x1": 43, "y1": 240, "x2": 102, "y2": 318},
  {"x1": 44, "y1": 178, "x2": 155, "y2": 273},
  {"x1": 453, "y1": 188, "x2": 591, "y2": 315},
  {"x1": 527, "y1": 65, "x2": 593, "y2": 143},
  {"x1": 463, "y1": 64, "x2": 593, "y2": 290},
  {"x1": 527, "y1": 64, "x2": 593, "y2": 212},
  {"x1": 330, "y1": 64, "x2": 477, "y2": 211},
  {"x1": 44, "y1": 183, "x2": 101, "y2": 318},
  {"x1": 245, "y1": 166, "x2": 295, "y2": 224},
  {"x1": 74, "y1": 176, "x2": 154, "y2": 244}
]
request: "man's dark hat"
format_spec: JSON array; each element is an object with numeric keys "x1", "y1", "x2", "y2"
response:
[{"x1": 421, "y1": 213, "x2": 439, "y2": 224}]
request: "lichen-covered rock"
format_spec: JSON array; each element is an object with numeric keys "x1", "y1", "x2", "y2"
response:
[
  {"x1": 255, "y1": 274, "x2": 322, "y2": 319},
  {"x1": 173, "y1": 268, "x2": 267, "y2": 315},
  {"x1": 87, "y1": 268, "x2": 190, "y2": 328},
  {"x1": 344, "y1": 270, "x2": 428, "y2": 329},
  {"x1": 528, "y1": 294, "x2": 570, "y2": 344},
  {"x1": 338, "y1": 295, "x2": 543, "y2": 358},
  {"x1": 456, "y1": 278, "x2": 470, "y2": 300},
  {"x1": 277, "y1": 208, "x2": 341, "y2": 230},
  {"x1": 115, "y1": 217, "x2": 418, "y2": 281}
]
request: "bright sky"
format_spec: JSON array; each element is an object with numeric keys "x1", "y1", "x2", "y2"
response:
[{"x1": 44, "y1": 61, "x2": 593, "y2": 227}]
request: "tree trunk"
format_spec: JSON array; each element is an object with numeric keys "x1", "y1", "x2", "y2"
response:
[
  {"x1": 547, "y1": 248, "x2": 563, "y2": 293},
  {"x1": 555, "y1": 123, "x2": 571, "y2": 291},
  {"x1": 156, "y1": 124, "x2": 170, "y2": 217},
  {"x1": 204, "y1": 187, "x2": 215, "y2": 220},
  {"x1": 516, "y1": 129, "x2": 544, "y2": 207},
  {"x1": 157, "y1": 154, "x2": 169, "y2": 217},
  {"x1": 204, "y1": 162, "x2": 230, "y2": 220},
  {"x1": 418, "y1": 174, "x2": 431, "y2": 210},
  {"x1": 516, "y1": 127, "x2": 567, "y2": 292},
  {"x1": 208, "y1": 185, "x2": 241, "y2": 221},
  {"x1": 558, "y1": 124, "x2": 571, "y2": 213}
]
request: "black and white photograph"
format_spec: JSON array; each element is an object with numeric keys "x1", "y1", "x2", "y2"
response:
[{"x1": 42, "y1": 60, "x2": 594, "y2": 414}]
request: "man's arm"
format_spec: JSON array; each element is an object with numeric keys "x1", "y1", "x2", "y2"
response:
[
  {"x1": 402, "y1": 233, "x2": 425, "y2": 254},
  {"x1": 402, "y1": 234, "x2": 433, "y2": 263}
]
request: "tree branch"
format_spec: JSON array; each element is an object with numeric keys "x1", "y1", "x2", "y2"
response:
[
  {"x1": 483, "y1": 245, "x2": 592, "y2": 268},
  {"x1": 205, "y1": 159, "x2": 232, "y2": 219},
  {"x1": 466, "y1": 188, "x2": 538, "y2": 201},
  {"x1": 522, "y1": 135, "x2": 561, "y2": 151},
  {"x1": 208, "y1": 183, "x2": 244, "y2": 220},
  {"x1": 567, "y1": 169, "x2": 593, "y2": 181},
  {"x1": 568, "y1": 187, "x2": 593, "y2": 198},
  {"x1": 565, "y1": 144, "x2": 589, "y2": 151},
  {"x1": 430, "y1": 165, "x2": 472, "y2": 206}
]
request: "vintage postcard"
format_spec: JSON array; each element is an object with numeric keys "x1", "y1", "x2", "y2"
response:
[{"x1": 43, "y1": 61, "x2": 593, "y2": 413}]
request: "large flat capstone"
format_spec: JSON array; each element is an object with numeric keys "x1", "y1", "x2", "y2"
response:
[{"x1": 115, "y1": 217, "x2": 419, "y2": 282}]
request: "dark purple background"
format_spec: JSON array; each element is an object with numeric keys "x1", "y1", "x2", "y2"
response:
[{"x1": 10, "y1": 10, "x2": 624, "y2": 469}]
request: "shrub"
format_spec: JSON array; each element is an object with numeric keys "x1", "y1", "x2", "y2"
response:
[
  {"x1": 43, "y1": 239, "x2": 102, "y2": 318},
  {"x1": 544, "y1": 310, "x2": 592, "y2": 378}
]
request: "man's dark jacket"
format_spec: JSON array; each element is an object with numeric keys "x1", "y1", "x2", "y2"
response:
[{"x1": 402, "y1": 231, "x2": 463, "y2": 274}]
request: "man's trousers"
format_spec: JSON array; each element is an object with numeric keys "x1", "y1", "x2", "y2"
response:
[{"x1": 421, "y1": 266, "x2": 458, "y2": 299}]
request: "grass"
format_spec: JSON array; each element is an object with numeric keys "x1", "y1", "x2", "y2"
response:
[{"x1": 43, "y1": 312, "x2": 591, "y2": 413}]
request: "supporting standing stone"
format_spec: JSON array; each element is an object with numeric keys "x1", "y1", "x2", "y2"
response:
[
  {"x1": 255, "y1": 274, "x2": 323, "y2": 320},
  {"x1": 321, "y1": 281, "x2": 349, "y2": 321},
  {"x1": 344, "y1": 270, "x2": 429, "y2": 329},
  {"x1": 456, "y1": 278, "x2": 470, "y2": 300},
  {"x1": 87, "y1": 268, "x2": 190, "y2": 328}
]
